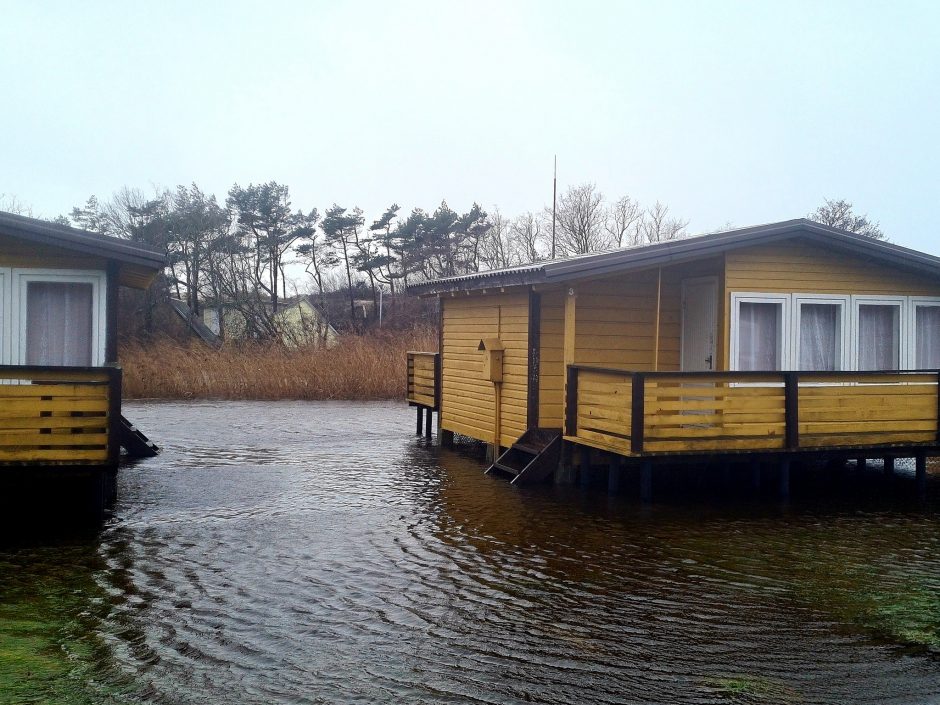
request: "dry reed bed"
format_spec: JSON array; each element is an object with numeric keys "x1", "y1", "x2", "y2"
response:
[{"x1": 120, "y1": 328, "x2": 438, "y2": 400}]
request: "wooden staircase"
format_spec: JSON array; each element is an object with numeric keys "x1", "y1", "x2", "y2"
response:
[
  {"x1": 485, "y1": 429, "x2": 561, "y2": 486},
  {"x1": 120, "y1": 416, "x2": 160, "y2": 458}
]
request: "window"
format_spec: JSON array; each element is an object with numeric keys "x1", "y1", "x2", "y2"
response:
[
  {"x1": 795, "y1": 297, "x2": 847, "y2": 371},
  {"x1": 914, "y1": 302, "x2": 940, "y2": 368},
  {"x1": 855, "y1": 300, "x2": 902, "y2": 371},
  {"x1": 731, "y1": 294, "x2": 789, "y2": 371},
  {"x1": 738, "y1": 302, "x2": 781, "y2": 370},
  {"x1": 730, "y1": 292, "x2": 932, "y2": 372},
  {"x1": 8, "y1": 269, "x2": 106, "y2": 367},
  {"x1": 26, "y1": 282, "x2": 94, "y2": 366}
]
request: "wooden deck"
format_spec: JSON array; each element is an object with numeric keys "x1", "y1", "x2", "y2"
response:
[
  {"x1": 565, "y1": 366, "x2": 940, "y2": 458},
  {"x1": 0, "y1": 365, "x2": 121, "y2": 466}
]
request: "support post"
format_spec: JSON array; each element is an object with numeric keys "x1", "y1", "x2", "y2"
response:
[
  {"x1": 563, "y1": 287, "x2": 576, "y2": 434},
  {"x1": 607, "y1": 452, "x2": 620, "y2": 494},
  {"x1": 631, "y1": 373, "x2": 645, "y2": 453},
  {"x1": 779, "y1": 458, "x2": 790, "y2": 499},
  {"x1": 580, "y1": 446, "x2": 591, "y2": 487},
  {"x1": 916, "y1": 453, "x2": 927, "y2": 499},
  {"x1": 441, "y1": 429, "x2": 454, "y2": 449},
  {"x1": 565, "y1": 366, "x2": 578, "y2": 437},
  {"x1": 640, "y1": 461, "x2": 652, "y2": 503},
  {"x1": 416, "y1": 406, "x2": 423, "y2": 436},
  {"x1": 884, "y1": 456, "x2": 895, "y2": 477},
  {"x1": 652, "y1": 267, "x2": 662, "y2": 372},
  {"x1": 857, "y1": 457, "x2": 867, "y2": 473},
  {"x1": 107, "y1": 366, "x2": 122, "y2": 467},
  {"x1": 784, "y1": 372, "x2": 799, "y2": 450},
  {"x1": 425, "y1": 407, "x2": 433, "y2": 439}
]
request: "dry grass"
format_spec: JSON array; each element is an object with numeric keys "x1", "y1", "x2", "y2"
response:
[{"x1": 120, "y1": 327, "x2": 438, "y2": 400}]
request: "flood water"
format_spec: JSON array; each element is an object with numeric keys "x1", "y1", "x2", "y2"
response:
[{"x1": 3, "y1": 401, "x2": 940, "y2": 704}]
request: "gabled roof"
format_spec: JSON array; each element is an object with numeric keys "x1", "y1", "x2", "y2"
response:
[
  {"x1": 0, "y1": 210, "x2": 166, "y2": 288},
  {"x1": 407, "y1": 218, "x2": 940, "y2": 296}
]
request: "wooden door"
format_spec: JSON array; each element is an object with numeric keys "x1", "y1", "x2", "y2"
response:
[{"x1": 681, "y1": 278, "x2": 718, "y2": 371}]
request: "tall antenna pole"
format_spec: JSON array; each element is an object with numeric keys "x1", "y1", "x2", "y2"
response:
[{"x1": 551, "y1": 155, "x2": 557, "y2": 259}]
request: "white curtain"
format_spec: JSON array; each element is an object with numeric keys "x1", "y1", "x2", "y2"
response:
[
  {"x1": 26, "y1": 282, "x2": 94, "y2": 366},
  {"x1": 799, "y1": 304, "x2": 839, "y2": 371},
  {"x1": 916, "y1": 306, "x2": 940, "y2": 368},
  {"x1": 738, "y1": 302, "x2": 779, "y2": 370},
  {"x1": 858, "y1": 304, "x2": 899, "y2": 370}
]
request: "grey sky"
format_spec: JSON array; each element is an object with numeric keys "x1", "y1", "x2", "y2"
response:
[{"x1": 1, "y1": 0, "x2": 938, "y2": 251}]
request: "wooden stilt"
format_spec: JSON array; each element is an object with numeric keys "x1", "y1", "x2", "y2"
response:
[
  {"x1": 425, "y1": 407, "x2": 433, "y2": 438},
  {"x1": 607, "y1": 452, "x2": 620, "y2": 494},
  {"x1": 916, "y1": 454, "x2": 927, "y2": 499},
  {"x1": 580, "y1": 446, "x2": 591, "y2": 487},
  {"x1": 857, "y1": 457, "x2": 867, "y2": 473},
  {"x1": 884, "y1": 456, "x2": 895, "y2": 477},
  {"x1": 640, "y1": 461, "x2": 652, "y2": 503},
  {"x1": 779, "y1": 459, "x2": 790, "y2": 499},
  {"x1": 556, "y1": 442, "x2": 576, "y2": 485},
  {"x1": 441, "y1": 429, "x2": 454, "y2": 449},
  {"x1": 416, "y1": 406, "x2": 423, "y2": 436}
]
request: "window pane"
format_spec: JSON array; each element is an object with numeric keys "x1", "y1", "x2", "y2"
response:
[
  {"x1": 738, "y1": 302, "x2": 780, "y2": 370},
  {"x1": 916, "y1": 306, "x2": 940, "y2": 368},
  {"x1": 858, "y1": 304, "x2": 899, "y2": 370},
  {"x1": 799, "y1": 303, "x2": 840, "y2": 371},
  {"x1": 26, "y1": 282, "x2": 94, "y2": 366}
]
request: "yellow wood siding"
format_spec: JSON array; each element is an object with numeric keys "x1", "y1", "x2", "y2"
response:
[
  {"x1": 725, "y1": 240, "x2": 940, "y2": 296},
  {"x1": 440, "y1": 291, "x2": 530, "y2": 447},
  {"x1": 538, "y1": 287, "x2": 564, "y2": 428}
]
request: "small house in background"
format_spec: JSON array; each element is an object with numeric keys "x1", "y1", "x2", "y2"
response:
[
  {"x1": 0, "y1": 210, "x2": 165, "y2": 518},
  {"x1": 407, "y1": 219, "x2": 940, "y2": 498},
  {"x1": 201, "y1": 295, "x2": 339, "y2": 348}
]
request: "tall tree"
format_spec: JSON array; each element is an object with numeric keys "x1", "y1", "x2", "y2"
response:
[
  {"x1": 606, "y1": 195, "x2": 644, "y2": 247},
  {"x1": 322, "y1": 205, "x2": 365, "y2": 323},
  {"x1": 809, "y1": 198, "x2": 885, "y2": 239},
  {"x1": 640, "y1": 201, "x2": 688, "y2": 243},
  {"x1": 226, "y1": 181, "x2": 316, "y2": 315},
  {"x1": 369, "y1": 204, "x2": 400, "y2": 295},
  {"x1": 551, "y1": 183, "x2": 609, "y2": 255}
]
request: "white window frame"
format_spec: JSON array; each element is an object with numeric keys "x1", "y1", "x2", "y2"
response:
[
  {"x1": 0, "y1": 269, "x2": 8, "y2": 365},
  {"x1": 10, "y1": 269, "x2": 107, "y2": 366},
  {"x1": 851, "y1": 295, "x2": 906, "y2": 371},
  {"x1": 792, "y1": 294, "x2": 850, "y2": 372},
  {"x1": 909, "y1": 296, "x2": 940, "y2": 369},
  {"x1": 730, "y1": 292, "x2": 791, "y2": 371}
]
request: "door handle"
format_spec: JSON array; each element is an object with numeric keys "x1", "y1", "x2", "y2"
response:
[{"x1": 705, "y1": 355, "x2": 713, "y2": 370}]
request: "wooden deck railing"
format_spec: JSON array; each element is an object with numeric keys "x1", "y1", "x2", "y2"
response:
[
  {"x1": 0, "y1": 365, "x2": 121, "y2": 466},
  {"x1": 565, "y1": 366, "x2": 940, "y2": 456},
  {"x1": 406, "y1": 352, "x2": 440, "y2": 410}
]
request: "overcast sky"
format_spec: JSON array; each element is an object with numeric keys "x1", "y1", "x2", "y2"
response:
[{"x1": 1, "y1": 0, "x2": 937, "y2": 251}]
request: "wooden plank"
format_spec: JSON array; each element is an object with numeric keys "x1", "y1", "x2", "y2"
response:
[
  {"x1": 644, "y1": 437, "x2": 785, "y2": 452},
  {"x1": 799, "y1": 420, "x2": 937, "y2": 433},
  {"x1": 0, "y1": 433, "x2": 109, "y2": 447},
  {"x1": 0, "y1": 448, "x2": 108, "y2": 461},
  {"x1": 0, "y1": 384, "x2": 107, "y2": 398},
  {"x1": 800, "y1": 433, "x2": 936, "y2": 446},
  {"x1": 569, "y1": 431, "x2": 633, "y2": 456}
]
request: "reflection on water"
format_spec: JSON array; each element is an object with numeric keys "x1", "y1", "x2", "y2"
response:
[{"x1": 2, "y1": 400, "x2": 940, "y2": 704}]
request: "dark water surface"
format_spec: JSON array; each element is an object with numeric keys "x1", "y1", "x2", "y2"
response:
[{"x1": 3, "y1": 401, "x2": 940, "y2": 704}]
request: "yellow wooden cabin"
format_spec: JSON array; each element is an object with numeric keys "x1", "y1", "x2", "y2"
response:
[
  {"x1": 406, "y1": 219, "x2": 940, "y2": 496},
  {"x1": 0, "y1": 211, "x2": 165, "y2": 477}
]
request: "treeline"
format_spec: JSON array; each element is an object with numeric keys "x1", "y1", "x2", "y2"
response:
[
  {"x1": 55, "y1": 182, "x2": 692, "y2": 338},
  {"x1": 6, "y1": 185, "x2": 882, "y2": 343}
]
